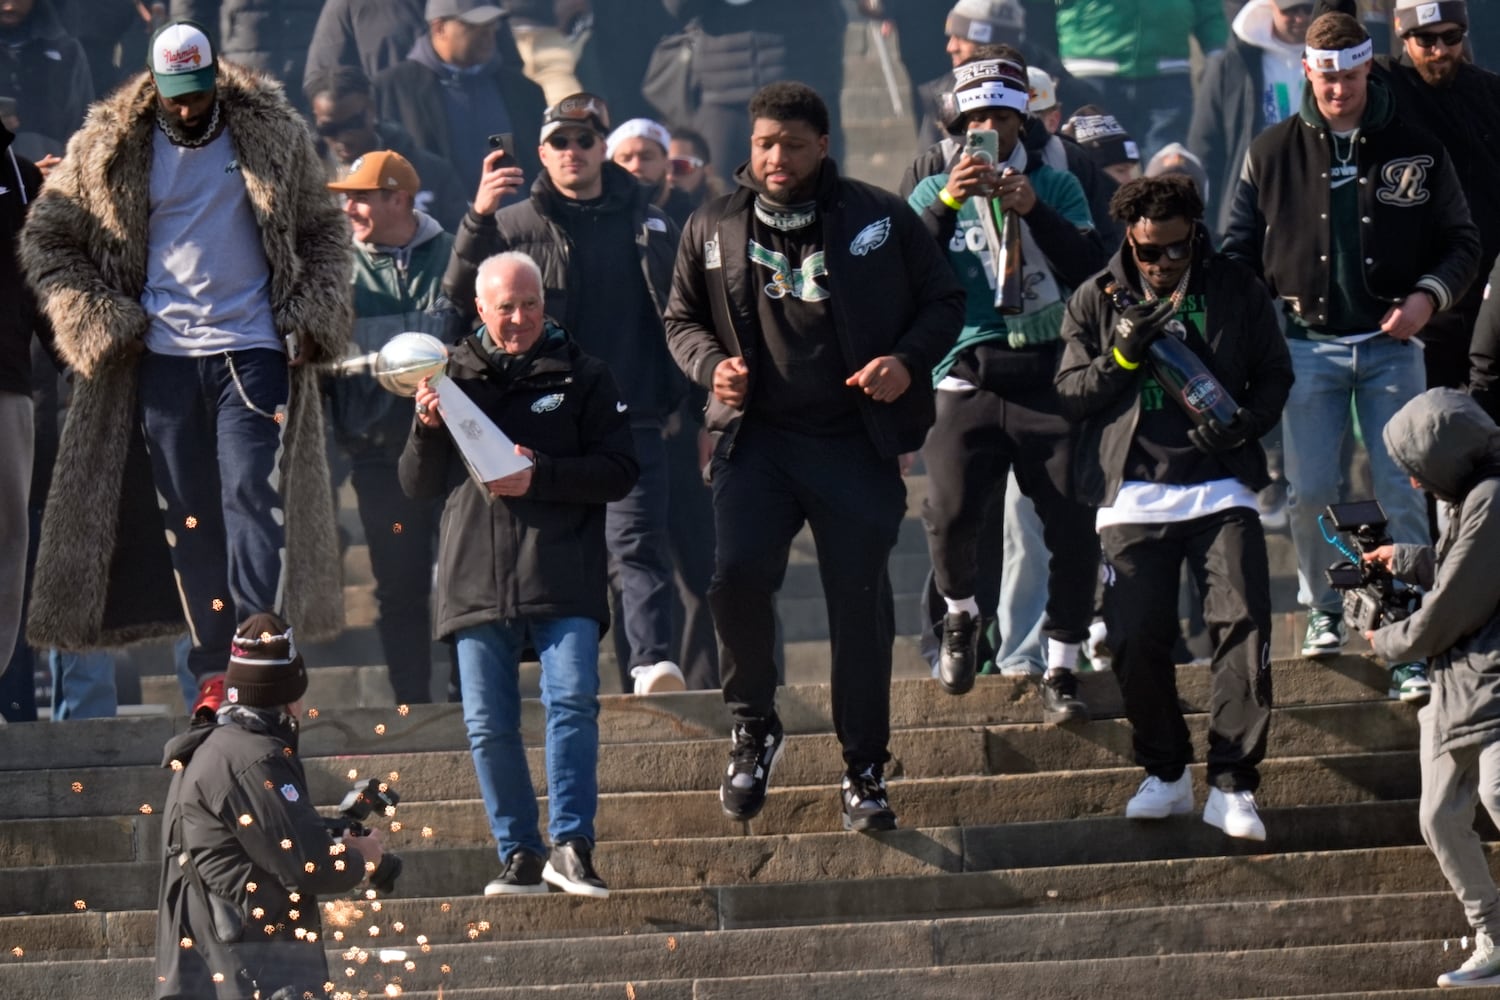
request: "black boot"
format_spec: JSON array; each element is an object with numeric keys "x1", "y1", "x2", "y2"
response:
[
  {"x1": 1041, "y1": 668, "x2": 1089, "y2": 725},
  {"x1": 938, "y1": 611, "x2": 979, "y2": 695}
]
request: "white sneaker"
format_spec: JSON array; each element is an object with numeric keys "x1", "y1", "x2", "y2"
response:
[
  {"x1": 1203, "y1": 787, "x2": 1266, "y2": 841},
  {"x1": 1124, "y1": 773, "x2": 1194, "y2": 819},
  {"x1": 1438, "y1": 928, "x2": 1500, "y2": 987},
  {"x1": 631, "y1": 661, "x2": 686, "y2": 695}
]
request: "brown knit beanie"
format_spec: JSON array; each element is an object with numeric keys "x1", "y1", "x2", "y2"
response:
[{"x1": 224, "y1": 614, "x2": 308, "y2": 708}]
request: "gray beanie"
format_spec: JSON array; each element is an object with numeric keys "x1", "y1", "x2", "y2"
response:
[
  {"x1": 1394, "y1": 1, "x2": 1468, "y2": 36},
  {"x1": 945, "y1": 0, "x2": 1025, "y2": 44}
]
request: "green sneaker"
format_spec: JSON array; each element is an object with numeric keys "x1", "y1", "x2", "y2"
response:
[
  {"x1": 1389, "y1": 662, "x2": 1431, "y2": 705},
  {"x1": 1301, "y1": 610, "x2": 1347, "y2": 658}
]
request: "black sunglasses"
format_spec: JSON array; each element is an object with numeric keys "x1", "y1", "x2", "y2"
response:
[
  {"x1": 1130, "y1": 235, "x2": 1193, "y2": 264},
  {"x1": 1408, "y1": 27, "x2": 1467, "y2": 49},
  {"x1": 545, "y1": 132, "x2": 598, "y2": 151},
  {"x1": 315, "y1": 111, "x2": 368, "y2": 138}
]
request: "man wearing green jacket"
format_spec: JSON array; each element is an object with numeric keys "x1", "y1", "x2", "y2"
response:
[
  {"x1": 327, "y1": 150, "x2": 462, "y2": 704},
  {"x1": 1053, "y1": 0, "x2": 1228, "y2": 157}
]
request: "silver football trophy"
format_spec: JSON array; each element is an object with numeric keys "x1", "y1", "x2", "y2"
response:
[{"x1": 332, "y1": 333, "x2": 532, "y2": 487}]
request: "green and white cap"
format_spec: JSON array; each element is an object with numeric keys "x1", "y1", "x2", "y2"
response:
[{"x1": 149, "y1": 19, "x2": 217, "y2": 99}]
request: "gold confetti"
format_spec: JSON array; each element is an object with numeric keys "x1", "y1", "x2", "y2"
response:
[
  {"x1": 667, "y1": 937, "x2": 677, "y2": 952},
  {"x1": 391, "y1": 523, "x2": 403, "y2": 534},
  {"x1": 170, "y1": 759, "x2": 185, "y2": 771},
  {"x1": 306, "y1": 862, "x2": 318, "y2": 873},
  {"x1": 73, "y1": 900, "x2": 86, "y2": 911},
  {"x1": 180, "y1": 937, "x2": 194, "y2": 949},
  {"x1": 404, "y1": 961, "x2": 415, "y2": 971},
  {"x1": 264, "y1": 780, "x2": 274, "y2": 790},
  {"x1": 374, "y1": 724, "x2": 386, "y2": 735},
  {"x1": 70, "y1": 781, "x2": 83, "y2": 793},
  {"x1": 11, "y1": 947, "x2": 23, "y2": 958},
  {"x1": 295, "y1": 928, "x2": 307, "y2": 940},
  {"x1": 476, "y1": 920, "x2": 490, "y2": 932},
  {"x1": 273, "y1": 412, "x2": 284, "y2": 425},
  {"x1": 239, "y1": 814, "x2": 254, "y2": 826},
  {"x1": 385, "y1": 985, "x2": 402, "y2": 997},
  {"x1": 306, "y1": 932, "x2": 318, "y2": 943},
  {"x1": 282, "y1": 747, "x2": 293, "y2": 757},
  {"x1": 246, "y1": 882, "x2": 258, "y2": 893},
  {"x1": 308, "y1": 708, "x2": 319, "y2": 719},
  {"x1": 371, "y1": 901, "x2": 382, "y2": 912},
  {"x1": 392, "y1": 922, "x2": 404, "y2": 933},
  {"x1": 289, "y1": 910, "x2": 300, "y2": 921},
  {"x1": 397, "y1": 705, "x2": 410, "y2": 717},
  {"x1": 387, "y1": 772, "x2": 400, "y2": 783},
  {"x1": 420, "y1": 827, "x2": 434, "y2": 839},
  {"x1": 347, "y1": 769, "x2": 359, "y2": 781},
  {"x1": 345, "y1": 968, "x2": 356, "y2": 978},
  {"x1": 185, "y1": 516, "x2": 198, "y2": 529},
  {"x1": 419, "y1": 944, "x2": 431, "y2": 954},
  {"x1": 289, "y1": 892, "x2": 301, "y2": 903},
  {"x1": 440, "y1": 903, "x2": 451, "y2": 913},
  {"x1": 281, "y1": 839, "x2": 293, "y2": 850},
  {"x1": 324, "y1": 983, "x2": 335, "y2": 994},
  {"x1": 211, "y1": 599, "x2": 225, "y2": 612},
  {"x1": 440, "y1": 964, "x2": 451, "y2": 974},
  {"x1": 466, "y1": 928, "x2": 478, "y2": 940},
  {"x1": 264, "y1": 924, "x2": 276, "y2": 936},
  {"x1": 368, "y1": 926, "x2": 380, "y2": 937},
  {"x1": 334, "y1": 932, "x2": 345, "y2": 943},
  {"x1": 415, "y1": 936, "x2": 428, "y2": 946},
  {"x1": 252, "y1": 908, "x2": 265, "y2": 920},
  {"x1": 139, "y1": 804, "x2": 154, "y2": 814},
  {"x1": 364, "y1": 889, "x2": 377, "y2": 900},
  {"x1": 389, "y1": 821, "x2": 402, "y2": 833},
  {"x1": 212, "y1": 973, "x2": 225, "y2": 983}
]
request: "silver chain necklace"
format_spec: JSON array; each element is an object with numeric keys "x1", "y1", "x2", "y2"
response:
[
  {"x1": 156, "y1": 101, "x2": 221, "y2": 148},
  {"x1": 1331, "y1": 128, "x2": 1360, "y2": 169},
  {"x1": 1140, "y1": 262, "x2": 1194, "y2": 313}
]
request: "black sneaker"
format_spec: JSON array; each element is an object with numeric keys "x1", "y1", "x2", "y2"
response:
[
  {"x1": 938, "y1": 611, "x2": 979, "y2": 695},
  {"x1": 483, "y1": 848, "x2": 547, "y2": 896},
  {"x1": 841, "y1": 763, "x2": 897, "y2": 832},
  {"x1": 541, "y1": 839, "x2": 609, "y2": 898},
  {"x1": 720, "y1": 715, "x2": 785, "y2": 821},
  {"x1": 1041, "y1": 668, "x2": 1089, "y2": 725}
]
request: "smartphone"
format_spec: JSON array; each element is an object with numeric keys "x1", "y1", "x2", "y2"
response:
[
  {"x1": 964, "y1": 128, "x2": 1000, "y2": 165},
  {"x1": 487, "y1": 132, "x2": 514, "y2": 159}
]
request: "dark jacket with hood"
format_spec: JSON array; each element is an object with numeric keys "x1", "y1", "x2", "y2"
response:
[
  {"x1": 1055, "y1": 237, "x2": 1294, "y2": 506},
  {"x1": 303, "y1": 0, "x2": 424, "y2": 90},
  {"x1": 2, "y1": 123, "x2": 47, "y2": 396},
  {"x1": 372, "y1": 35, "x2": 544, "y2": 188},
  {"x1": 1222, "y1": 75, "x2": 1481, "y2": 324},
  {"x1": 1469, "y1": 256, "x2": 1500, "y2": 422},
  {"x1": 664, "y1": 158, "x2": 966, "y2": 459},
  {"x1": 171, "y1": 0, "x2": 323, "y2": 109},
  {"x1": 155, "y1": 707, "x2": 368, "y2": 1000},
  {"x1": 398, "y1": 324, "x2": 638, "y2": 636},
  {"x1": 445, "y1": 161, "x2": 685, "y2": 421},
  {"x1": 0, "y1": 0, "x2": 93, "y2": 146},
  {"x1": 1373, "y1": 389, "x2": 1500, "y2": 755}
]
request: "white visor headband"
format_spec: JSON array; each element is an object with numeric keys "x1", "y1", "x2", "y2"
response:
[
  {"x1": 955, "y1": 81, "x2": 1030, "y2": 116},
  {"x1": 1305, "y1": 38, "x2": 1374, "y2": 72}
]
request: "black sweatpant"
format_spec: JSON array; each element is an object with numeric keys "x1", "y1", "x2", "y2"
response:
[
  {"x1": 921, "y1": 345, "x2": 1099, "y2": 646},
  {"x1": 709, "y1": 422, "x2": 906, "y2": 767},
  {"x1": 1100, "y1": 507, "x2": 1274, "y2": 791}
]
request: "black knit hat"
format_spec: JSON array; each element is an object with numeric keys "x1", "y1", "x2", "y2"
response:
[
  {"x1": 1061, "y1": 110, "x2": 1140, "y2": 169},
  {"x1": 224, "y1": 614, "x2": 308, "y2": 708}
]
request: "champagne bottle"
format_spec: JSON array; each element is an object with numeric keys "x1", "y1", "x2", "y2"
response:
[
  {"x1": 1104, "y1": 281, "x2": 1240, "y2": 427},
  {"x1": 992, "y1": 199, "x2": 1025, "y2": 316}
]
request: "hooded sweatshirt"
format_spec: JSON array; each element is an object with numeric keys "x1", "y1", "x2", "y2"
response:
[
  {"x1": 1232, "y1": 0, "x2": 1306, "y2": 128},
  {"x1": 1374, "y1": 389, "x2": 1500, "y2": 752}
]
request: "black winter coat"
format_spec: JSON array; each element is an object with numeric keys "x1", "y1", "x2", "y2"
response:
[
  {"x1": 303, "y1": 0, "x2": 424, "y2": 90},
  {"x1": 1055, "y1": 242, "x2": 1294, "y2": 507},
  {"x1": 171, "y1": 0, "x2": 323, "y2": 108},
  {"x1": 1187, "y1": 29, "x2": 1271, "y2": 238},
  {"x1": 0, "y1": 0, "x2": 93, "y2": 146},
  {"x1": 398, "y1": 328, "x2": 638, "y2": 636},
  {"x1": 1222, "y1": 77, "x2": 1481, "y2": 323},
  {"x1": 155, "y1": 709, "x2": 368, "y2": 1000},
  {"x1": 2, "y1": 125, "x2": 47, "y2": 396},
  {"x1": 445, "y1": 162, "x2": 684, "y2": 420},
  {"x1": 664, "y1": 160, "x2": 966, "y2": 459}
]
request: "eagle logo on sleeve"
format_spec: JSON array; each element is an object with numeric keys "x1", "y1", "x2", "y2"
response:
[{"x1": 850, "y1": 217, "x2": 892, "y2": 257}]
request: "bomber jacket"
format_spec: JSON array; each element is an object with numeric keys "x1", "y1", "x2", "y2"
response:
[
  {"x1": 663, "y1": 159, "x2": 965, "y2": 460},
  {"x1": 1222, "y1": 76, "x2": 1481, "y2": 326},
  {"x1": 155, "y1": 707, "x2": 368, "y2": 999},
  {"x1": 1055, "y1": 239, "x2": 1294, "y2": 507},
  {"x1": 1373, "y1": 389, "x2": 1500, "y2": 755},
  {"x1": 445, "y1": 162, "x2": 684, "y2": 420},
  {"x1": 398, "y1": 326, "x2": 638, "y2": 636},
  {"x1": 1057, "y1": 0, "x2": 1227, "y2": 80}
]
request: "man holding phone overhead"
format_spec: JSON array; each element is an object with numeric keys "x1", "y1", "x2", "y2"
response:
[{"x1": 907, "y1": 51, "x2": 1106, "y2": 719}]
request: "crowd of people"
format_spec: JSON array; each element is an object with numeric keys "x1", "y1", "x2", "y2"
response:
[{"x1": 6, "y1": 0, "x2": 1500, "y2": 994}]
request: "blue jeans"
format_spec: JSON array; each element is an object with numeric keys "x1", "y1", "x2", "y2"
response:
[
  {"x1": 49, "y1": 648, "x2": 118, "y2": 720},
  {"x1": 1282, "y1": 336, "x2": 1429, "y2": 613},
  {"x1": 605, "y1": 423, "x2": 674, "y2": 680},
  {"x1": 455, "y1": 617, "x2": 601, "y2": 861},
  {"x1": 137, "y1": 349, "x2": 289, "y2": 681},
  {"x1": 995, "y1": 472, "x2": 1048, "y2": 673}
]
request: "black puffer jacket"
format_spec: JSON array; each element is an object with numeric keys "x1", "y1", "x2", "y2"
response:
[
  {"x1": 155, "y1": 708, "x2": 368, "y2": 1000},
  {"x1": 398, "y1": 326, "x2": 638, "y2": 636},
  {"x1": 664, "y1": 159, "x2": 965, "y2": 459},
  {"x1": 663, "y1": 0, "x2": 845, "y2": 106},
  {"x1": 1055, "y1": 239, "x2": 1294, "y2": 506},
  {"x1": 445, "y1": 162, "x2": 684, "y2": 420},
  {"x1": 171, "y1": 0, "x2": 323, "y2": 106}
]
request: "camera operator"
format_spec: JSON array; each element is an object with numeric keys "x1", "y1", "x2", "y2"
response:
[
  {"x1": 155, "y1": 614, "x2": 384, "y2": 1000},
  {"x1": 1363, "y1": 388, "x2": 1500, "y2": 989}
]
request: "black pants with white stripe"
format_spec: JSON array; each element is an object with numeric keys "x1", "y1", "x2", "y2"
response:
[{"x1": 1100, "y1": 507, "x2": 1273, "y2": 792}]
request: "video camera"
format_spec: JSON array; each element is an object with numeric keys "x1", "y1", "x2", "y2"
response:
[
  {"x1": 1322, "y1": 500, "x2": 1420, "y2": 633},
  {"x1": 324, "y1": 778, "x2": 403, "y2": 895}
]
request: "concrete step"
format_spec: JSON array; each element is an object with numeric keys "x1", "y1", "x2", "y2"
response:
[{"x1": 3, "y1": 698, "x2": 1419, "y2": 824}]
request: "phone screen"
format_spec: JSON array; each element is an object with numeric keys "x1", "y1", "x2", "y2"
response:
[{"x1": 964, "y1": 129, "x2": 1000, "y2": 165}]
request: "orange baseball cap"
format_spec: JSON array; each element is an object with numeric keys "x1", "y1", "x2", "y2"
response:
[{"x1": 326, "y1": 150, "x2": 421, "y2": 194}]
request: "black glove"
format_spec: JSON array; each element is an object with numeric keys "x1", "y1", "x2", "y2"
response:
[
  {"x1": 1187, "y1": 407, "x2": 1253, "y2": 454},
  {"x1": 1111, "y1": 300, "x2": 1176, "y2": 367}
]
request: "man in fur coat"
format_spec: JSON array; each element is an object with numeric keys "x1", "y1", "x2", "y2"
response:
[{"x1": 18, "y1": 18, "x2": 350, "y2": 718}]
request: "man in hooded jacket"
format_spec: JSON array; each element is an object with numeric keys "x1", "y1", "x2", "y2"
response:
[{"x1": 1367, "y1": 387, "x2": 1500, "y2": 989}]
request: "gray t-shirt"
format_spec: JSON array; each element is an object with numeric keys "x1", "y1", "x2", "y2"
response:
[{"x1": 142, "y1": 123, "x2": 283, "y2": 356}]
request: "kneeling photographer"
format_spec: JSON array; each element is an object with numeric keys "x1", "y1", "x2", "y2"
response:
[
  {"x1": 155, "y1": 615, "x2": 387, "y2": 1000},
  {"x1": 1364, "y1": 389, "x2": 1500, "y2": 989}
]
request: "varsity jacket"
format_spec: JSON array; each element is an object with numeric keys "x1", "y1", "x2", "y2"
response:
[
  {"x1": 664, "y1": 159, "x2": 966, "y2": 459},
  {"x1": 1222, "y1": 76, "x2": 1480, "y2": 324}
]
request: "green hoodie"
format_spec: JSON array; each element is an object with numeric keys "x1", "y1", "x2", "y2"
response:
[{"x1": 1057, "y1": 0, "x2": 1226, "y2": 80}]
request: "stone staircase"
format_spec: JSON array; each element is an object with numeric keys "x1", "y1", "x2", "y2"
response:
[{"x1": 0, "y1": 658, "x2": 1487, "y2": 998}]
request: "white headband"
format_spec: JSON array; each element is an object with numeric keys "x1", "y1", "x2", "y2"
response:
[
  {"x1": 1304, "y1": 38, "x2": 1374, "y2": 72},
  {"x1": 606, "y1": 118, "x2": 672, "y2": 160},
  {"x1": 954, "y1": 81, "x2": 1030, "y2": 116}
]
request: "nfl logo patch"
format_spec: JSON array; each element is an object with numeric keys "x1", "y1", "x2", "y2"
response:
[{"x1": 280, "y1": 784, "x2": 299, "y2": 803}]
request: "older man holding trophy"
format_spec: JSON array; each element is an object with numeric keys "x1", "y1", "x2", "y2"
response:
[
  {"x1": 906, "y1": 50, "x2": 1107, "y2": 720},
  {"x1": 398, "y1": 251, "x2": 638, "y2": 898}
]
